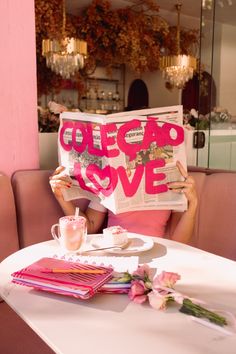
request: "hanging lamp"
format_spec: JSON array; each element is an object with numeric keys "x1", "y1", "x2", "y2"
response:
[
  {"x1": 159, "y1": 3, "x2": 197, "y2": 89},
  {"x1": 42, "y1": 0, "x2": 87, "y2": 79}
]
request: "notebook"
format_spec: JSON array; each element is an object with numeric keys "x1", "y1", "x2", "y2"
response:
[
  {"x1": 52, "y1": 254, "x2": 139, "y2": 294},
  {"x1": 56, "y1": 253, "x2": 139, "y2": 273},
  {"x1": 11, "y1": 257, "x2": 113, "y2": 300}
]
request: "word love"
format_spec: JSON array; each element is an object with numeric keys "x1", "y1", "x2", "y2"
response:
[
  {"x1": 60, "y1": 118, "x2": 184, "y2": 161},
  {"x1": 74, "y1": 159, "x2": 168, "y2": 197}
]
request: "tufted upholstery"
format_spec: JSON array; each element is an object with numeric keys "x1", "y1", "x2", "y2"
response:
[
  {"x1": 1, "y1": 167, "x2": 236, "y2": 261},
  {"x1": 0, "y1": 173, "x2": 19, "y2": 261},
  {"x1": 11, "y1": 169, "x2": 89, "y2": 248}
]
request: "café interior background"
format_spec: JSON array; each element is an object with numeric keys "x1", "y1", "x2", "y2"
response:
[{"x1": 1, "y1": 1, "x2": 235, "y2": 176}]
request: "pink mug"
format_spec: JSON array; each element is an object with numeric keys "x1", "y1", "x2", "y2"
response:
[{"x1": 51, "y1": 215, "x2": 87, "y2": 253}]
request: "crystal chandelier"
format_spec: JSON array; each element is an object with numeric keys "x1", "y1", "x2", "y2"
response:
[
  {"x1": 42, "y1": 0, "x2": 87, "y2": 79},
  {"x1": 202, "y1": 0, "x2": 233, "y2": 10},
  {"x1": 159, "y1": 3, "x2": 197, "y2": 89}
]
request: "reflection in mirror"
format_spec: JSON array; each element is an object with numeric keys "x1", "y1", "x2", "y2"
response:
[
  {"x1": 35, "y1": 0, "x2": 199, "y2": 130},
  {"x1": 36, "y1": 0, "x2": 236, "y2": 170},
  {"x1": 197, "y1": 0, "x2": 236, "y2": 169}
]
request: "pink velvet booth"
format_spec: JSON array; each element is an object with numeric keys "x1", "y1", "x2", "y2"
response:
[
  {"x1": 0, "y1": 172, "x2": 54, "y2": 353},
  {"x1": 0, "y1": 301, "x2": 54, "y2": 354},
  {"x1": 0, "y1": 173, "x2": 19, "y2": 260},
  {"x1": 11, "y1": 170, "x2": 64, "y2": 248},
  {"x1": 194, "y1": 172, "x2": 236, "y2": 259},
  {"x1": 1, "y1": 167, "x2": 236, "y2": 353},
  {"x1": 1, "y1": 167, "x2": 236, "y2": 262},
  {"x1": 11, "y1": 169, "x2": 90, "y2": 249},
  {"x1": 168, "y1": 168, "x2": 236, "y2": 260}
]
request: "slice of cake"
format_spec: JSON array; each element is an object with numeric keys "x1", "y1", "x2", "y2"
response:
[{"x1": 103, "y1": 226, "x2": 128, "y2": 246}]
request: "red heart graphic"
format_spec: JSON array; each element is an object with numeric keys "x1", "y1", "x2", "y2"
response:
[{"x1": 86, "y1": 164, "x2": 118, "y2": 197}]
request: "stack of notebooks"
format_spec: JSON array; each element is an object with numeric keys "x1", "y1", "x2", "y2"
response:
[{"x1": 11, "y1": 257, "x2": 132, "y2": 300}]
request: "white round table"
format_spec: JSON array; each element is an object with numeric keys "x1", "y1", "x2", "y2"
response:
[{"x1": 0, "y1": 237, "x2": 236, "y2": 354}]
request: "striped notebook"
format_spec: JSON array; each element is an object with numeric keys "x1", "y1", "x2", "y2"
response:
[{"x1": 11, "y1": 257, "x2": 113, "y2": 300}]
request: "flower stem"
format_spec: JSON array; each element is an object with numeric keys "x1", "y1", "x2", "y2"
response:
[{"x1": 179, "y1": 299, "x2": 227, "y2": 326}]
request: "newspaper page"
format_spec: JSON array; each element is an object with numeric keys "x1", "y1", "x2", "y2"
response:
[{"x1": 58, "y1": 105, "x2": 187, "y2": 214}]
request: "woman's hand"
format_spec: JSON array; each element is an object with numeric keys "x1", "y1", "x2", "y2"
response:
[
  {"x1": 168, "y1": 161, "x2": 198, "y2": 210},
  {"x1": 49, "y1": 166, "x2": 107, "y2": 234},
  {"x1": 49, "y1": 166, "x2": 72, "y2": 199},
  {"x1": 168, "y1": 161, "x2": 198, "y2": 243}
]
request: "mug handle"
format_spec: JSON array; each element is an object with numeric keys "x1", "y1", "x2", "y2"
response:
[{"x1": 51, "y1": 224, "x2": 60, "y2": 243}]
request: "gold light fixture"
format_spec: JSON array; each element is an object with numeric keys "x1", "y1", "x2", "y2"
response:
[
  {"x1": 159, "y1": 3, "x2": 197, "y2": 89},
  {"x1": 42, "y1": 0, "x2": 87, "y2": 79}
]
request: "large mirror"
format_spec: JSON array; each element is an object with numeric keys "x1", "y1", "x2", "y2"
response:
[
  {"x1": 196, "y1": 0, "x2": 236, "y2": 170},
  {"x1": 36, "y1": 0, "x2": 236, "y2": 170}
]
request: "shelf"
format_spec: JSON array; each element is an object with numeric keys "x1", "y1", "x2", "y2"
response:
[
  {"x1": 81, "y1": 98, "x2": 123, "y2": 102},
  {"x1": 78, "y1": 65, "x2": 125, "y2": 113}
]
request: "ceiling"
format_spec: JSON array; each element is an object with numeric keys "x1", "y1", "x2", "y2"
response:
[
  {"x1": 67, "y1": 0, "x2": 200, "y2": 17},
  {"x1": 66, "y1": 0, "x2": 236, "y2": 27}
]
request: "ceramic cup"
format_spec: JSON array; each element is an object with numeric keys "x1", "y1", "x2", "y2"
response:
[{"x1": 51, "y1": 215, "x2": 87, "y2": 253}]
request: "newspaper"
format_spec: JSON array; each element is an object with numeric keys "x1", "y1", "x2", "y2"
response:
[{"x1": 58, "y1": 105, "x2": 187, "y2": 214}]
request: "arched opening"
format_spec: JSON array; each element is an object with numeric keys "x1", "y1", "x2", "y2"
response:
[
  {"x1": 182, "y1": 71, "x2": 216, "y2": 115},
  {"x1": 126, "y1": 79, "x2": 149, "y2": 111}
]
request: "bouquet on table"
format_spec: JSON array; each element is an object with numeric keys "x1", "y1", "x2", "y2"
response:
[{"x1": 117, "y1": 264, "x2": 235, "y2": 330}]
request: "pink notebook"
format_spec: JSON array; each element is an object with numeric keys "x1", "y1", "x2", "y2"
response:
[{"x1": 11, "y1": 257, "x2": 113, "y2": 300}]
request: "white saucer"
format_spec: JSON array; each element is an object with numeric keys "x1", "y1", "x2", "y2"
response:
[{"x1": 90, "y1": 233, "x2": 154, "y2": 255}]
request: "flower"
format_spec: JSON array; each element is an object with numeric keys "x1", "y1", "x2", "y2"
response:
[
  {"x1": 127, "y1": 265, "x2": 228, "y2": 327},
  {"x1": 148, "y1": 290, "x2": 169, "y2": 310},
  {"x1": 38, "y1": 101, "x2": 68, "y2": 132},
  {"x1": 132, "y1": 264, "x2": 152, "y2": 280},
  {"x1": 153, "y1": 271, "x2": 180, "y2": 289},
  {"x1": 183, "y1": 107, "x2": 232, "y2": 130},
  {"x1": 48, "y1": 101, "x2": 67, "y2": 114},
  {"x1": 128, "y1": 280, "x2": 149, "y2": 304}
]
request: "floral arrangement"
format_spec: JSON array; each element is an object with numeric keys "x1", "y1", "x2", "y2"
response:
[
  {"x1": 35, "y1": 0, "x2": 199, "y2": 95},
  {"x1": 38, "y1": 101, "x2": 67, "y2": 132},
  {"x1": 119, "y1": 264, "x2": 228, "y2": 327},
  {"x1": 183, "y1": 107, "x2": 232, "y2": 130}
]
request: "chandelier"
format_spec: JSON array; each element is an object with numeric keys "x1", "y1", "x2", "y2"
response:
[
  {"x1": 202, "y1": 0, "x2": 233, "y2": 10},
  {"x1": 42, "y1": 0, "x2": 87, "y2": 79},
  {"x1": 159, "y1": 3, "x2": 197, "y2": 89}
]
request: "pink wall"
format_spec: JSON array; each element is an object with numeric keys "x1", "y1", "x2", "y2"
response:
[{"x1": 0, "y1": 0, "x2": 39, "y2": 177}]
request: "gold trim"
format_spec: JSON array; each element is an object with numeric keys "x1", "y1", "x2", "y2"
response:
[
  {"x1": 42, "y1": 38, "x2": 87, "y2": 56},
  {"x1": 159, "y1": 55, "x2": 197, "y2": 70}
]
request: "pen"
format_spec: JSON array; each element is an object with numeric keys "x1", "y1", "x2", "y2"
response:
[{"x1": 42, "y1": 269, "x2": 106, "y2": 274}]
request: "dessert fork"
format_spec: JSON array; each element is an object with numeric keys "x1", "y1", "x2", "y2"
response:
[{"x1": 80, "y1": 241, "x2": 130, "y2": 254}]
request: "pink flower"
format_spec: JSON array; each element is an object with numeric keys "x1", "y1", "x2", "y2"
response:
[
  {"x1": 172, "y1": 292, "x2": 184, "y2": 305},
  {"x1": 48, "y1": 101, "x2": 67, "y2": 114},
  {"x1": 132, "y1": 264, "x2": 151, "y2": 279},
  {"x1": 148, "y1": 290, "x2": 169, "y2": 310},
  {"x1": 128, "y1": 280, "x2": 148, "y2": 304},
  {"x1": 153, "y1": 271, "x2": 181, "y2": 290}
]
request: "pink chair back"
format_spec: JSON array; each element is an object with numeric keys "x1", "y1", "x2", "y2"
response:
[
  {"x1": 11, "y1": 170, "x2": 89, "y2": 248},
  {"x1": 0, "y1": 173, "x2": 19, "y2": 261}
]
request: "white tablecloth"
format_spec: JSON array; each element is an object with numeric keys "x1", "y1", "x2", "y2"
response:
[{"x1": 0, "y1": 237, "x2": 236, "y2": 354}]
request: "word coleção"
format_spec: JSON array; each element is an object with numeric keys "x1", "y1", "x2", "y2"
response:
[{"x1": 59, "y1": 118, "x2": 184, "y2": 197}]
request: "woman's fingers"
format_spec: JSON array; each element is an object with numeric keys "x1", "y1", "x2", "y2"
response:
[
  {"x1": 49, "y1": 166, "x2": 72, "y2": 184},
  {"x1": 168, "y1": 175, "x2": 196, "y2": 200},
  {"x1": 49, "y1": 166, "x2": 72, "y2": 198},
  {"x1": 49, "y1": 166, "x2": 65, "y2": 179},
  {"x1": 49, "y1": 178, "x2": 71, "y2": 188},
  {"x1": 176, "y1": 160, "x2": 188, "y2": 180},
  {"x1": 50, "y1": 174, "x2": 72, "y2": 183}
]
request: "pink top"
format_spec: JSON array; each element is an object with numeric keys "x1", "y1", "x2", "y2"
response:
[
  {"x1": 107, "y1": 210, "x2": 171, "y2": 237},
  {"x1": 89, "y1": 201, "x2": 171, "y2": 237}
]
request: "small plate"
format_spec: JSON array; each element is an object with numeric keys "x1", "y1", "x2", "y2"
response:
[{"x1": 90, "y1": 233, "x2": 154, "y2": 255}]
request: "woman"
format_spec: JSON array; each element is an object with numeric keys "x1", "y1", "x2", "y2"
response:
[{"x1": 49, "y1": 161, "x2": 197, "y2": 244}]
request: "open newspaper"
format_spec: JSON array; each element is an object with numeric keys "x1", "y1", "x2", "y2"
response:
[{"x1": 58, "y1": 105, "x2": 187, "y2": 214}]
